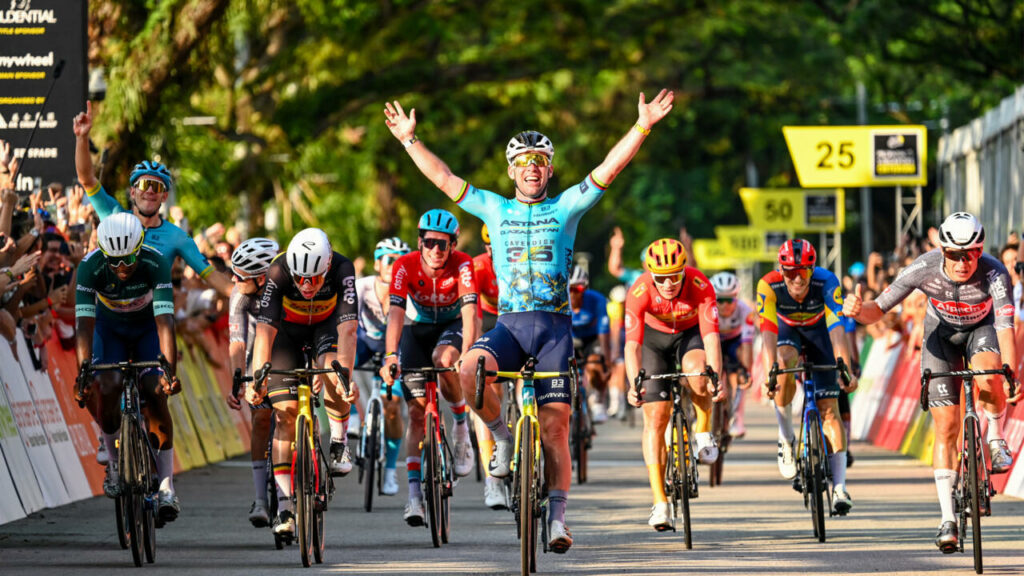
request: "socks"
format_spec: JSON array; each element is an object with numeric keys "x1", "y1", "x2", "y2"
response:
[
  {"x1": 273, "y1": 462, "x2": 292, "y2": 511},
  {"x1": 155, "y1": 448, "x2": 174, "y2": 493},
  {"x1": 548, "y1": 490, "x2": 568, "y2": 524},
  {"x1": 485, "y1": 417, "x2": 512, "y2": 442},
  {"x1": 327, "y1": 407, "x2": 349, "y2": 444},
  {"x1": 985, "y1": 410, "x2": 1005, "y2": 442},
  {"x1": 407, "y1": 456, "x2": 422, "y2": 499},
  {"x1": 385, "y1": 436, "x2": 401, "y2": 470},
  {"x1": 774, "y1": 402, "x2": 795, "y2": 443},
  {"x1": 934, "y1": 469, "x2": 956, "y2": 523},
  {"x1": 829, "y1": 451, "x2": 847, "y2": 491},
  {"x1": 252, "y1": 460, "x2": 268, "y2": 501}
]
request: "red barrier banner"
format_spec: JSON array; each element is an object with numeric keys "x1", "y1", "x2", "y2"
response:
[{"x1": 45, "y1": 335, "x2": 104, "y2": 496}]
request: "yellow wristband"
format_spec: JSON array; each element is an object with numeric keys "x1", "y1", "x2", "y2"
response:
[{"x1": 634, "y1": 123, "x2": 651, "y2": 136}]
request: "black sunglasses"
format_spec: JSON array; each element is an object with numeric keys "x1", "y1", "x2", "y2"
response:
[{"x1": 422, "y1": 237, "x2": 449, "y2": 251}]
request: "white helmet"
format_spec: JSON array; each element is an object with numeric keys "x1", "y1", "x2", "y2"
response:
[
  {"x1": 569, "y1": 265, "x2": 589, "y2": 286},
  {"x1": 505, "y1": 131, "x2": 555, "y2": 165},
  {"x1": 231, "y1": 237, "x2": 279, "y2": 277},
  {"x1": 97, "y1": 212, "x2": 145, "y2": 258},
  {"x1": 710, "y1": 272, "x2": 740, "y2": 299},
  {"x1": 938, "y1": 212, "x2": 985, "y2": 250},
  {"x1": 287, "y1": 228, "x2": 332, "y2": 278}
]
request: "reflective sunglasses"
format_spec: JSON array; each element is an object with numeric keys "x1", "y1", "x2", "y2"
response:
[
  {"x1": 652, "y1": 272, "x2": 684, "y2": 285},
  {"x1": 943, "y1": 249, "x2": 981, "y2": 263},
  {"x1": 134, "y1": 178, "x2": 166, "y2": 195},
  {"x1": 378, "y1": 254, "x2": 399, "y2": 266},
  {"x1": 569, "y1": 283, "x2": 587, "y2": 294},
  {"x1": 293, "y1": 273, "x2": 325, "y2": 292},
  {"x1": 105, "y1": 251, "x2": 138, "y2": 269},
  {"x1": 232, "y1": 269, "x2": 256, "y2": 282},
  {"x1": 511, "y1": 152, "x2": 551, "y2": 168},
  {"x1": 781, "y1": 266, "x2": 812, "y2": 279},
  {"x1": 421, "y1": 237, "x2": 449, "y2": 251}
]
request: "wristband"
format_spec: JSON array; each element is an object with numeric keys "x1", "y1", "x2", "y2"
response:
[
  {"x1": 402, "y1": 136, "x2": 419, "y2": 149},
  {"x1": 634, "y1": 123, "x2": 651, "y2": 136},
  {"x1": 1, "y1": 268, "x2": 12, "y2": 281},
  {"x1": 384, "y1": 352, "x2": 397, "y2": 359}
]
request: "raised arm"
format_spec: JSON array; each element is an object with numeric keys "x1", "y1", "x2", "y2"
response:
[
  {"x1": 73, "y1": 101, "x2": 99, "y2": 190},
  {"x1": 608, "y1": 227, "x2": 627, "y2": 280},
  {"x1": 384, "y1": 101, "x2": 466, "y2": 201},
  {"x1": 591, "y1": 90, "x2": 674, "y2": 187}
]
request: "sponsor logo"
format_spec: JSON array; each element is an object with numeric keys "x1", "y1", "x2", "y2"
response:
[
  {"x1": 693, "y1": 276, "x2": 706, "y2": 290},
  {"x1": 997, "y1": 304, "x2": 1015, "y2": 317},
  {"x1": 579, "y1": 180, "x2": 590, "y2": 194},
  {"x1": 631, "y1": 282, "x2": 647, "y2": 297},
  {"x1": 705, "y1": 304, "x2": 719, "y2": 324},
  {"x1": 499, "y1": 217, "x2": 559, "y2": 227},
  {"x1": 832, "y1": 286, "x2": 842, "y2": 305},
  {"x1": 930, "y1": 298, "x2": 991, "y2": 320},
  {"x1": 440, "y1": 277, "x2": 455, "y2": 290}
]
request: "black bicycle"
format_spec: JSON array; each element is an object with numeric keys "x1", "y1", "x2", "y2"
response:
[
  {"x1": 79, "y1": 355, "x2": 172, "y2": 567},
  {"x1": 633, "y1": 366, "x2": 717, "y2": 549},
  {"x1": 921, "y1": 364, "x2": 1014, "y2": 574},
  {"x1": 354, "y1": 354, "x2": 389, "y2": 513}
]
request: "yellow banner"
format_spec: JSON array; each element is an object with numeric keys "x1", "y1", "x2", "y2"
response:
[
  {"x1": 692, "y1": 239, "x2": 742, "y2": 270},
  {"x1": 783, "y1": 125, "x2": 927, "y2": 187},
  {"x1": 715, "y1": 226, "x2": 789, "y2": 262},
  {"x1": 739, "y1": 188, "x2": 845, "y2": 232}
]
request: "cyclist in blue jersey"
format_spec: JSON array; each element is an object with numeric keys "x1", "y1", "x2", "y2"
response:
[
  {"x1": 569, "y1": 266, "x2": 611, "y2": 422},
  {"x1": 384, "y1": 89, "x2": 675, "y2": 552},
  {"x1": 73, "y1": 101, "x2": 233, "y2": 298}
]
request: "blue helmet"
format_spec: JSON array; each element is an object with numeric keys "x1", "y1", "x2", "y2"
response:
[
  {"x1": 374, "y1": 237, "x2": 410, "y2": 261},
  {"x1": 418, "y1": 209, "x2": 459, "y2": 237},
  {"x1": 129, "y1": 160, "x2": 172, "y2": 189}
]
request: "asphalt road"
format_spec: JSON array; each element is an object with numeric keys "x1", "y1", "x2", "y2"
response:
[{"x1": 2, "y1": 401, "x2": 1022, "y2": 575}]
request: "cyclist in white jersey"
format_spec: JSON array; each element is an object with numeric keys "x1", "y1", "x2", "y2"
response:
[
  {"x1": 710, "y1": 272, "x2": 754, "y2": 437},
  {"x1": 383, "y1": 89, "x2": 675, "y2": 552}
]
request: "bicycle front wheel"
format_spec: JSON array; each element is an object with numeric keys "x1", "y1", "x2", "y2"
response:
[
  {"x1": 424, "y1": 413, "x2": 442, "y2": 548},
  {"x1": 519, "y1": 419, "x2": 537, "y2": 575},
  {"x1": 363, "y1": 402, "x2": 381, "y2": 513},
  {"x1": 313, "y1": 435, "x2": 326, "y2": 564},
  {"x1": 807, "y1": 416, "x2": 826, "y2": 543},
  {"x1": 967, "y1": 422, "x2": 983, "y2": 573},
  {"x1": 296, "y1": 415, "x2": 314, "y2": 567},
  {"x1": 675, "y1": 411, "x2": 693, "y2": 550},
  {"x1": 120, "y1": 416, "x2": 145, "y2": 566},
  {"x1": 709, "y1": 400, "x2": 728, "y2": 487}
]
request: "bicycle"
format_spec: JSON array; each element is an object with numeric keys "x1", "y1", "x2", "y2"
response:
[
  {"x1": 921, "y1": 364, "x2": 1015, "y2": 574},
  {"x1": 570, "y1": 356, "x2": 602, "y2": 485},
  {"x1": 78, "y1": 355, "x2": 172, "y2": 567},
  {"x1": 234, "y1": 369, "x2": 286, "y2": 548},
  {"x1": 633, "y1": 366, "x2": 716, "y2": 549},
  {"x1": 708, "y1": 362, "x2": 747, "y2": 487},
  {"x1": 354, "y1": 353, "x2": 388, "y2": 513},
  {"x1": 391, "y1": 364, "x2": 458, "y2": 548},
  {"x1": 475, "y1": 356, "x2": 578, "y2": 576},
  {"x1": 251, "y1": 347, "x2": 349, "y2": 567},
  {"x1": 767, "y1": 359, "x2": 850, "y2": 543}
]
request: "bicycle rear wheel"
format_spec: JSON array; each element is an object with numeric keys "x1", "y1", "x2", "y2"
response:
[
  {"x1": 296, "y1": 415, "x2": 314, "y2": 567},
  {"x1": 519, "y1": 419, "x2": 536, "y2": 575},
  {"x1": 808, "y1": 416, "x2": 826, "y2": 543},
  {"x1": 363, "y1": 403, "x2": 381, "y2": 513},
  {"x1": 424, "y1": 413, "x2": 442, "y2": 548},
  {"x1": 675, "y1": 411, "x2": 692, "y2": 550},
  {"x1": 572, "y1": 410, "x2": 588, "y2": 485},
  {"x1": 966, "y1": 422, "x2": 983, "y2": 574},
  {"x1": 115, "y1": 492, "x2": 129, "y2": 550},
  {"x1": 709, "y1": 400, "x2": 728, "y2": 487}
]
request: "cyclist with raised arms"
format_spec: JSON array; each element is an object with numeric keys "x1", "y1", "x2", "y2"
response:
[
  {"x1": 73, "y1": 102, "x2": 232, "y2": 298},
  {"x1": 355, "y1": 237, "x2": 411, "y2": 497},
  {"x1": 569, "y1": 265, "x2": 611, "y2": 423},
  {"x1": 75, "y1": 213, "x2": 181, "y2": 521},
  {"x1": 710, "y1": 271, "x2": 755, "y2": 438},
  {"x1": 757, "y1": 239, "x2": 858, "y2": 515},
  {"x1": 244, "y1": 228, "x2": 359, "y2": 538},
  {"x1": 843, "y1": 212, "x2": 1021, "y2": 552},
  {"x1": 384, "y1": 88, "x2": 674, "y2": 552},
  {"x1": 380, "y1": 209, "x2": 479, "y2": 526},
  {"x1": 224, "y1": 237, "x2": 280, "y2": 527},
  {"x1": 624, "y1": 238, "x2": 723, "y2": 531}
]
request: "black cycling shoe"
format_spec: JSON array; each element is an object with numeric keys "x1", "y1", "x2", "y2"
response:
[{"x1": 935, "y1": 521, "x2": 958, "y2": 554}]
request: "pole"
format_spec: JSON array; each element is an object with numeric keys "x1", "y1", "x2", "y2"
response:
[
  {"x1": 10, "y1": 59, "x2": 66, "y2": 185},
  {"x1": 857, "y1": 82, "x2": 872, "y2": 260}
]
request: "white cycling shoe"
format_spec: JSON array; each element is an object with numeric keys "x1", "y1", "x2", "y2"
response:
[
  {"x1": 777, "y1": 437, "x2": 797, "y2": 480},
  {"x1": 381, "y1": 469, "x2": 399, "y2": 496},
  {"x1": 648, "y1": 502, "x2": 672, "y2": 531},
  {"x1": 454, "y1": 437, "x2": 476, "y2": 477},
  {"x1": 548, "y1": 520, "x2": 573, "y2": 553},
  {"x1": 484, "y1": 477, "x2": 508, "y2": 510},
  {"x1": 695, "y1": 432, "x2": 719, "y2": 464}
]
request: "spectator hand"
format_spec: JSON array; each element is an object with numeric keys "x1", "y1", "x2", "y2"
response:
[
  {"x1": 67, "y1": 241, "x2": 85, "y2": 265},
  {"x1": 11, "y1": 251, "x2": 40, "y2": 277},
  {"x1": 2, "y1": 188, "x2": 18, "y2": 208},
  {"x1": 0, "y1": 140, "x2": 10, "y2": 170}
]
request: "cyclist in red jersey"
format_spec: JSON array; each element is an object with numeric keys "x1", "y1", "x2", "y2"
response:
[
  {"x1": 471, "y1": 224, "x2": 507, "y2": 509},
  {"x1": 381, "y1": 209, "x2": 480, "y2": 526},
  {"x1": 625, "y1": 238, "x2": 723, "y2": 530}
]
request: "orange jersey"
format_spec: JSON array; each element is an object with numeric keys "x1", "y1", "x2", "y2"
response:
[{"x1": 624, "y1": 268, "x2": 719, "y2": 345}]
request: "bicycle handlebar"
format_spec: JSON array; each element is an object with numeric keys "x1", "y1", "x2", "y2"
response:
[
  {"x1": 78, "y1": 355, "x2": 174, "y2": 408},
  {"x1": 766, "y1": 358, "x2": 850, "y2": 395},
  {"x1": 919, "y1": 364, "x2": 1015, "y2": 412},
  {"x1": 632, "y1": 366, "x2": 719, "y2": 402},
  {"x1": 251, "y1": 361, "x2": 351, "y2": 397},
  {"x1": 473, "y1": 356, "x2": 578, "y2": 410}
]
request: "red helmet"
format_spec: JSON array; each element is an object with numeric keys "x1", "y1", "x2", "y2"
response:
[{"x1": 778, "y1": 239, "x2": 816, "y2": 267}]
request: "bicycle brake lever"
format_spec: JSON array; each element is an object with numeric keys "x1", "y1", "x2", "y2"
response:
[
  {"x1": 388, "y1": 363, "x2": 399, "y2": 402},
  {"x1": 330, "y1": 360, "x2": 351, "y2": 396}
]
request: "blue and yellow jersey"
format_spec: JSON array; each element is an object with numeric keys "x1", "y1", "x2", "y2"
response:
[{"x1": 756, "y1": 266, "x2": 843, "y2": 334}]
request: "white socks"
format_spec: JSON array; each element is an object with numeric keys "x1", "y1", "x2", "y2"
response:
[{"x1": 934, "y1": 469, "x2": 956, "y2": 523}]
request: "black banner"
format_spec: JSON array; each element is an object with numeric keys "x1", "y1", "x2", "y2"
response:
[
  {"x1": 873, "y1": 133, "x2": 920, "y2": 178},
  {"x1": 805, "y1": 193, "x2": 837, "y2": 227},
  {"x1": 0, "y1": 0, "x2": 86, "y2": 193}
]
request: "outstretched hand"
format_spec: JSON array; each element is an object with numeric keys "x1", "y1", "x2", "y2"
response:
[
  {"x1": 637, "y1": 89, "x2": 675, "y2": 129},
  {"x1": 843, "y1": 284, "x2": 864, "y2": 319},
  {"x1": 384, "y1": 101, "x2": 417, "y2": 142}
]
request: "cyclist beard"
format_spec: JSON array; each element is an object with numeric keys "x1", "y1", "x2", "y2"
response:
[
  {"x1": 516, "y1": 182, "x2": 549, "y2": 201},
  {"x1": 136, "y1": 206, "x2": 160, "y2": 219}
]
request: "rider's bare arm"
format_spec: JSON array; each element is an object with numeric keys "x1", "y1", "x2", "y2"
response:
[{"x1": 591, "y1": 90, "x2": 674, "y2": 187}]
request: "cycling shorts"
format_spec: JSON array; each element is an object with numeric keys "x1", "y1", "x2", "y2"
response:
[
  {"x1": 722, "y1": 335, "x2": 743, "y2": 371},
  {"x1": 640, "y1": 324, "x2": 705, "y2": 404},
  {"x1": 573, "y1": 335, "x2": 603, "y2": 361},
  {"x1": 922, "y1": 312, "x2": 1000, "y2": 408},
  {"x1": 356, "y1": 325, "x2": 386, "y2": 368},
  {"x1": 481, "y1": 310, "x2": 499, "y2": 334},
  {"x1": 776, "y1": 320, "x2": 839, "y2": 400},
  {"x1": 398, "y1": 320, "x2": 463, "y2": 400},
  {"x1": 470, "y1": 311, "x2": 573, "y2": 407},
  {"x1": 92, "y1": 314, "x2": 162, "y2": 379},
  {"x1": 266, "y1": 320, "x2": 338, "y2": 406}
]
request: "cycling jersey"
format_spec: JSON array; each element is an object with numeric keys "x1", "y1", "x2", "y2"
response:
[
  {"x1": 85, "y1": 183, "x2": 213, "y2": 278},
  {"x1": 718, "y1": 299, "x2": 755, "y2": 343},
  {"x1": 356, "y1": 275, "x2": 390, "y2": 341},
  {"x1": 389, "y1": 251, "x2": 477, "y2": 324},
  {"x1": 571, "y1": 289, "x2": 610, "y2": 341},
  {"x1": 256, "y1": 252, "x2": 357, "y2": 327},
  {"x1": 454, "y1": 174, "x2": 607, "y2": 314},
  {"x1": 874, "y1": 250, "x2": 1014, "y2": 332},
  {"x1": 624, "y1": 268, "x2": 719, "y2": 345},
  {"x1": 756, "y1": 267, "x2": 843, "y2": 334},
  {"x1": 472, "y1": 252, "x2": 500, "y2": 316},
  {"x1": 75, "y1": 246, "x2": 174, "y2": 321}
]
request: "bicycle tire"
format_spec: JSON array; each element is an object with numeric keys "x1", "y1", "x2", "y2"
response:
[
  {"x1": 808, "y1": 416, "x2": 826, "y2": 543},
  {"x1": 676, "y1": 410, "x2": 692, "y2": 550},
  {"x1": 709, "y1": 400, "x2": 728, "y2": 487},
  {"x1": 363, "y1": 403, "x2": 381, "y2": 513},
  {"x1": 115, "y1": 492, "x2": 129, "y2": 550},
  {"x1": 519, "y1": 419, "x2": 536, "y2": 576},
  {"x1": 313, "y1": 434, "x2": 326, "y2": 564},
  {"x1": 424, "y1": 413, "x2": 442, "y2": 548},
  {"x1": 142, "y1": 459, "x2": 156, "y2": 563},
  {"x1": 572, "y1": 412, "x2": 587, "y2": 485},
  {"x1": 120, "y1": 416, "x2": 145, "y2": 566},
  {"x1": 967, "y1": 422, "x2": 983, "y2": 573},
  {"x1": 440, "y1": 433, "x2": 452, "y2": 544},
  {"x1": 470, "y1": 421, "x2": 482, "y2": 483},
  {"x1": 296, "y1": 415, "x2": 314, "y2": 567}
]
